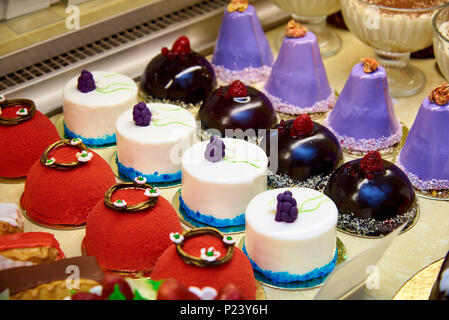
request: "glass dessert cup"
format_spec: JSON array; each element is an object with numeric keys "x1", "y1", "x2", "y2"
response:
[
  {"x1": 341, "y1": 0, "x2": 449, "y2": 98},
  {"x1": 273, "y1": 0, "x2": 342, "y2": 58},
  {"x1": 433, "y1": 5, "x2": 449, "y2": 81}
]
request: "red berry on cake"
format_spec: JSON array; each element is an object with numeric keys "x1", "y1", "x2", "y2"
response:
[
  {"x1": 171, "y1": 36, "x2": 191, "y2": 55},
  {"x1": 216, "y1": 283, "x2": 244, "y2": 300},
  {"x1": 360, "y1": 151, "x2": 385, "y2": 175},
  {"x1": 291, "y1": 114, "x2": 314, "y2": 137},
  {"x1": 227, "y1": 80, "x2": 248, "y2": 98},
  {"x1": 71, "y1": 292, "x2": 102, "y2": 300},
  {"x1": 101, "y1": 275, "x2": 134, "y2": 300},
  {"x1": 157, "y1": 279, "x2": 200, "y2": 300}
]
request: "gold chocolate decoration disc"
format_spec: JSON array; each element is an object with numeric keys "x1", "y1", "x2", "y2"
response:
[
  {"x1": 55, "y1": 115, "x2": 116, "y2": 150},
  {"x1": 238, "y1": 237, "x2": 348, "y2": 291},
  {"x1": 393, "y1": 258, "x2": 444, "y2": 300},
  {"x1": 19, "y1": 193, "x2": 85, "y2": 230}
]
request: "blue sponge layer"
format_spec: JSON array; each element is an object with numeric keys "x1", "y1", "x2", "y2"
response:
[
  {"x1": 64, "y1": 122, "x2": 116, "y2": 146},
  {"x1": 116, "y1": 157, "x2": 182, "y2": 183},
  {"x1": 179, "y1": 195, "x2": 245, "y2": 227},
  {"x1": 243, "y1": 245, "x2": 338, "y2": 283}
]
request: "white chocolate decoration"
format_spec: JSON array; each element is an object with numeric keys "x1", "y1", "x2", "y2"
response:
[
  {"x1": 63, "y1": 71, "x2": 138, "y2": 140},
  {"x1": 245, "y1": 188, "x2": 338, "y2": 276},
  {"x1": 0, "y1": 203, "x2": 24, "y2": 230},
  {"x1": 116, "y1": 103, "x2": 196, "y2": 177},
  {"x1": 181, "y1": 138, "x2": 268, "y2": 221}
]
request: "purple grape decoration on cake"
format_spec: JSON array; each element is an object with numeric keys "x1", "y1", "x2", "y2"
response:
[
  {"x1": 205, "y1": 136, "x2": 225, "y2": 163},
  {"x1": 133, "y1": 102, "x2": 151, "y2": 127},
  {"x1": 77, "y1": 70, "x2": 96, "y2": 93},
  {"x1": 275, "y1": 191, "x2": 298, "y2": 223}
]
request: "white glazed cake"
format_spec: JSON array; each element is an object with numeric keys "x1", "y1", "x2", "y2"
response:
[
  {"x1": 244, "y1": 187, "x2": 338, "y2": 283},
  {"x1": 116, "y1": 103, "x2": 196, "y2": 183},
  {"x1": 63, "y1": 70, "x2": 138, "y2": 146},
  {"x1": 180, "y1": 138, "x2": 268, "y2": 227}
]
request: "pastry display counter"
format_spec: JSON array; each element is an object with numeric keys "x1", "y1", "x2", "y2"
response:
[{"x1": 0, "y1": 6, "x2": 448, "y2": 300}]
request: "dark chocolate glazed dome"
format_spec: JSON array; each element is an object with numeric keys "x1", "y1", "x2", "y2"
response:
[
  {"x1": 199, "y1": 80, "x2": 276, "y2": 136},
  {"x1": 324, "y1": 151, "x2": 417, "y2": 236},
  {"x1": 141, "y1": 36, "x2": 216, "y2": 104},
  {"x1": 261, "y1": 115, "x2": 342, "y2": 185}
]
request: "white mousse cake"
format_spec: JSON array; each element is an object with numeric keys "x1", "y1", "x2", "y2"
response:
[
  {"x1": 63, "y1": 70, "x2": 138, "y2": 146},
  {"x1": 116, "y1": 102, "x2": 196, "y2": 183},
  {"x1": 180, "y1": 137, "x2": 268, "y2": 227},
  {"x1": 244, "y1": 187, "x2": 338, "y2": 283}
]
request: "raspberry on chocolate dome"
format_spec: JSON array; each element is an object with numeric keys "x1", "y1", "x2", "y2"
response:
[
  {"x1": 360, "y1": 151, "x2": 385, "y2": 176},
  {"x1": 324, "y1": 152, "x2": 417, "y2": 236},
  {"x1": 141, "y1": 35, "x2": 216, "y2": 104},
  {"x1": 152, "y1": 228, "x2": 256, "y2": 300},
  {"x1": 85, "y1": 183, "x2": 183, "y2": 274},
  {"x1": 20, "y1": 139, "x2": 116, "y2": 226},
  {"x1": 0, "y1": 99, "x2": 60, "y2": 178},
  {"x1": 261, "y1": 115, "x2": 342, "y2": 189},
  {"x1": 291, "y1": 114, "x2": 314, "y2": 137},
  {"x1": 199, "y1": 80, "x2": 276, "y2": 136}
]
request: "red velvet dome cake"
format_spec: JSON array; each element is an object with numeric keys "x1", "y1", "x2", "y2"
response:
[
  {"x1": 152, "y1": 228, "x2": 256, "y2": 300},
  {"x1": 20, "y1": 139, "x2": 116, "y2": 226},
  {"x1": 0, "y1": 98, "x2": 60, "y2": 178},
  {"x1": 85, "y1": 181, "x2": 183, "y2": 274}
]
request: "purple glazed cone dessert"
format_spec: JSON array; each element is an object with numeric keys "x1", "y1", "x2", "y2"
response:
[
  {"x1": 264, "y1": 21, "x2": 335, "y2": 115},
  {"x1": 324, "y1": 151, "x2": 417, "y2": 237},
  {"x1": 211, "y1": 0, "x2": 273, "y2": 84},
  {"x1": 397, "y1": 83, "x2": 449, "y2": 192},
  {"x1": 325, "y1": 58, "x2": 402, "y2": 152}
]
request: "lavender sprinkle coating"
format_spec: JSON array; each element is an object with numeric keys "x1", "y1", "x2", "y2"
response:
[
  {"x1": 205, "y1": 136, "x2": 225, "y2": 163},
  {"x1": 77, "y1": 69, "x2": 96, "y2": 93},
  {"x1": 275, "y1": 191, "x2": 298, "y2": 223},
  {"x1": 133, "y1": 102, "x2": 151, "y2": 126}
]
